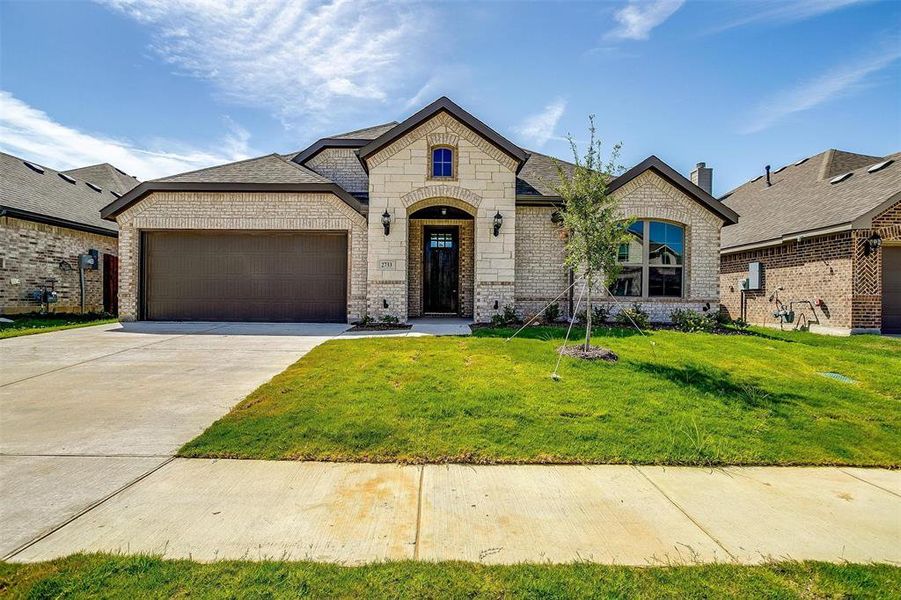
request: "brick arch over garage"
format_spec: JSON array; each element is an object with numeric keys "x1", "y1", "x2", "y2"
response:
[{"x1": 401, "y1": 186, "x2": 481, "y2": 214}]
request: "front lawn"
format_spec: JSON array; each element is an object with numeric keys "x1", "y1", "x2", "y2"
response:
[
  {"x1": 0, "y1": 313, "x2": 117, "y2": 339},
  {"x1": 2, "y1": 555, "x2": 898, "y2": 599},
  {"x1": 180, "y1": 327, "x2": 901, "y2": 466}
]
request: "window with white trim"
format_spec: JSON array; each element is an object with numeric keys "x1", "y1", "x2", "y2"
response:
[{"x1": 612, "y1": 220, "x2": 684, "y2": 298}]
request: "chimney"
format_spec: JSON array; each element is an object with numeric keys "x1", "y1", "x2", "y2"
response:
[
  {"x1": 690, "y1": 162, "x2": 713, "y2": 195},
  {"x1": 765, "y1": 165, "x2": 771, "y2": 186}
]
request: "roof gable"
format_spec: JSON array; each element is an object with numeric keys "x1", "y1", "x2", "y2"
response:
[
  {"x1": 358, "y1": 97, "x2": 529, "y2": 172},
  {"x1": 62, "y1": 163, "x2": 139, "y2": 196}
]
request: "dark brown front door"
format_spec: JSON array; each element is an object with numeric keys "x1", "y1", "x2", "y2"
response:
[
  {"x1": 883, "y1": 246, "x2": 901, "y2": 333},
  {"x1": 423, "y1": 227, "x2": 459, "y2": 314},
  {"x1": 103, "y1": 254, "x2": 118, "y2": 315},
  {"x1": 142, "y1": 230, "x2": 347, "y2": 322}
]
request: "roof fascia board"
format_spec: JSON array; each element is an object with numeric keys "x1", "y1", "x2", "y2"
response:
[
  {"x1": 292, "y1": 138, "x2": 371, "y2": 165},
  {"x1": 358, "y1": 97, "x2": 529, "y2": 172},
  {"x1": 100, "y1": 182, "x2": 367, "y2": 220},
  {"x1": 607, "y1": 156, "x2": 739, "y2": 225},
  {"x1": 1, "y1": 206, "x2": 118, "y2": 237}
]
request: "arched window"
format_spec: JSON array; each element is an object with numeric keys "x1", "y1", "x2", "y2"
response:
[
  {"x1": 612, "y1": 220, "x2": 684, "y2": 298},
  {"x1": 431, "y1": 147, "x2": 454, "y2": 178}
]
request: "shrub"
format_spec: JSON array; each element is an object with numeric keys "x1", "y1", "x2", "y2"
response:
[
  {"x1": 614, "y1": 303, "x2": 650, "y2": 329},
  {"x1": 356, "y1": 314, "x2": 375, "y2": 326},
  {"x1": 592, "y1": 305, "x2": 610, "y2": 325},
  {"x1": 671, "y1": 308, "x2": 717, "y2": 333},
  {"x1": 380, "y1": 314, "x2": 400, "y2": 325},
  {"x1": 543, "y1": 302, "x2": 561, "y2": 324},
  {"x1": 502, "y1": 304, "x2": 519, "y2": 324},
  {"x1": 731, "y1": 318, "x2": 750, "y2": 331}
]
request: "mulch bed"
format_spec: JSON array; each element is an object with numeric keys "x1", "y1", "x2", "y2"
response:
[
  {"x1": 557, "y1": 344, "x2": 618, "y2": 362},
  {"x1": 349, "y1": 323, "x2": 413, "y2": 331}
]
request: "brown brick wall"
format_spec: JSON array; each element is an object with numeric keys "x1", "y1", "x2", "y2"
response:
[
  {"x1": 407, "y1": 218, "x2": 474, "y2": 318},
  {"x1": 851, "y1": 199, "x2": 901, "y2": 329},
  {"x1": 0, "y1": 217, "x2": 117, "y2": 315}
]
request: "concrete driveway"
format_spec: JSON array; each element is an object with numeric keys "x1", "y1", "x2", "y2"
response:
[{"x1": 0, "y1": 321, "x2": 348, "y2": 558}]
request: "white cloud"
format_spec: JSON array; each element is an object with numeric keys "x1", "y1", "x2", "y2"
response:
[
  {"x1": 709, "y1": 0, "x2": 870, "y2": 34},
  {"x1": 0, "y1": 91, "x2": 252, "y2": 180},
  {"x1": 607, "y1": 0, "x2": 684, "y2": 41},
  {"x1": 513, "y1": 99, "x2": 567, "y2": 148},
  {"x1": 100, "y1": 0, "x2": 428, "y2": 126},
  {"x1": 740, "y1": 44, "x2": 901, "y2": 134}
]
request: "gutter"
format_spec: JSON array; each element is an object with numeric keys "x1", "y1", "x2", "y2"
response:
[
  {"x1": 0, "y1": 206, "x2": 118, "y2": 237},
  {"x1": 720, "y1": 222, "x2": 854, "y2": 254}
]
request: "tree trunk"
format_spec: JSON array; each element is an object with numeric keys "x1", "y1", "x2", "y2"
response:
[{"x1": 584, "y1": 272, "x2": 592, "y2": 351}]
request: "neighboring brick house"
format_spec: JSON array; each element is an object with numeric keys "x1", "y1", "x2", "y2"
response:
[
  {"x1": 0, "y1": 152, "x2": 138, "y2": 315},
  {"x1": 720, "y1": 149, "x2": 900, "y2": 335},
  {"x1": 100, "y1": 97, "x2": 737, "y2": 324}
]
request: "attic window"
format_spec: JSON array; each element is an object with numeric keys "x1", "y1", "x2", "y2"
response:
[
  {"x1": 868, "y1": 159, "x2": 893, "y2": 173},
  {"x1": 829, "y1": 172, "x2": 853, "y2": 184},
  {"x1": 58, "y1": 173, "x2": 76, "y2": 184},
  {"x1": 794, "y1": 158, "x2": 808, "y2": 166},
  {"x1": 23, "y1": 161, "x2": 44, "y2": 174},
  {"x1": 85, "y1": 182, "x2": 102, "y2": 192}
]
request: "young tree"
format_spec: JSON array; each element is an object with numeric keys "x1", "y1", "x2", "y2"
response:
[{"x1": 554, "y1": 116, "x2": 633, "y2": 351}]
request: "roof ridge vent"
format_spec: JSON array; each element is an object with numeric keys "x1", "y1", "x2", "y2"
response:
[
  {"x1": 829, "y1": 172, "x2": 853, "y2": 184},
  {"x1": 58, "y1": 173, "x2": 76, "y2": 184},
  {"x1": 85, "y1": 181, "x2": 102, "y2": 192},
  {"x1": 867, "y1": 159, "x2": 894, "y2": 173},
  {"x1": 23, "y1": 161, "x2": 44, "y2": 174}
]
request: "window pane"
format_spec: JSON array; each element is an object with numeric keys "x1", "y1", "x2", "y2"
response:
[
  {"x1": 432, "y1": 148, "x2": 452, "y2": 177},
  {"x1": 648, "y1": 267, "x2": 682, "y2": 297},
  {"x1": 649, "y1": 221, "x2": 683, "y2": 265},
  {"x1": 612, "y1": 266, "x2": 642, "y2": 297},
  {"x1": 618, "y1": 221, "x2": 644, "y2": 264}
]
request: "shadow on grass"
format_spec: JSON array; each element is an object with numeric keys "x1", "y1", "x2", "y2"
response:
[
  {"x1": 628, "y1": 361, "x2": 802, "y2": 410},
  {"x1": 474, "y1": 325, "x2": 644, "y2": 341}
]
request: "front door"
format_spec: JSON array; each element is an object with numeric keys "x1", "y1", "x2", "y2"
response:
[{"x1": 423, "y1": 227, "x2": 459, "y2": 314}]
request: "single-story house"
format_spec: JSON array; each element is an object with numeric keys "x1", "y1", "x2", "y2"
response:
[
  {"x1": 100, "y1": 97, "x2": 737, "y2": 324},
  {"x1": 719, "y1": 149, "x2": 900, "y2": 335},
  {"x1": 0, "y1": 152, "x2": 138, "y2": 315}
]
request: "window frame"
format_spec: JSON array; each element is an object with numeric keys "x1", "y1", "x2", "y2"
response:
[
  {"x1": 428, "y1": 145, "x2": 457, "y2": 181},
  {"x1": 613, "y1": 219, "x2": 685, "y2": 299}
]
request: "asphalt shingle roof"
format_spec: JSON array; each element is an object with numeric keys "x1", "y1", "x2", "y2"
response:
[
  {"x1": 721, "y1": 149, "x2": 901, "y2": 250},
  {"x1": 154, "y1": 153, "x2": 332, "y2": 184},
  {"x1": 516, "y1": 151, "x2": 573, "y2": 197},
  {"x1": 1, "y1": 151, "x2": 120, "y2": 234},
  {"x1": 328, "y1": 122, "x2": 399, "y2": 140},
  {"x1": 62, "y1": 163, "x2": 139, "y2": 196}
]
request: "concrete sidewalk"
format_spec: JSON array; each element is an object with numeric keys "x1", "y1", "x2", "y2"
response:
[{"x1": 9, "y1": 460, "x2": 899, "y2": 566}]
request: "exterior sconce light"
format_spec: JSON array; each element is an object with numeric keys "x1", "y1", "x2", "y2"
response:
[
  {"x1": 383, "y1": 299, "x2": 389, "y2": 309},
  {"x1": 863, "y1": 232, "x2": 882, "y2": 256},
  {"x1": 381, "y1": 210, "x2": 392, "y2": 236},
  {"x1": 493, "y1": 211, "x2": 503, "y2": 237}
]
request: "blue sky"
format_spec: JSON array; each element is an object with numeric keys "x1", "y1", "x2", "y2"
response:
[{"x1": 1, "y1": 0, "x2": 899, "y2": 195}]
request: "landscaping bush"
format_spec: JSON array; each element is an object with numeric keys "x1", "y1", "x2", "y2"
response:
[
  {"x1": 671, "y1": 308, "x2": 717, "y2": 333},
  {"x1": 543, "y1": 302, "x2": 561, "y2": 324},
  {"x1": 491, "y1": 304, "x2": 519, "y2": 328},
  {"x1": 614, "y1": 303, "x2": 650, "y2": 329},
  {"x1": 380, "y1": 314, "x2": 400, "y2": 325},
  {"x1": 575, "y1": 305, "x2": 609, "y2": 326}
]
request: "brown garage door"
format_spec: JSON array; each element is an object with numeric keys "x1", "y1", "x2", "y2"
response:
[
  {"x1": 143, "y1": 231, "x2": 347, "y2": 322},
  {"x1": 884, "y1": 246, "x2": 901, "y2": 334}
]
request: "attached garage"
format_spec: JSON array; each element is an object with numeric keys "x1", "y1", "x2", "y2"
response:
[
  {"x1": 883, "y1": 246, "x2": 901, "y2": 334},
  {"x1": 142, "y1": 230, "x2": 348, "y2": 322}
]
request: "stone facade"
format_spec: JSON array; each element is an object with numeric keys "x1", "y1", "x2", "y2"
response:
[
  {"x1": 366, "y1": 112, "x2": 517, "y2": 322},
  {"x1": 719, "y1": 198, "x2": 900, "y2": 334},
  {"x1": 114, "y1": 191, "x2": 367, "y2": 321},
  {"x1": 305, "y1": 148, "x2": 368, "y2": 193},
  {"x1": 408, "y1": 218, "x2": 474, "y2": 318},
  {"x1": 0, "y1": 216, "x2": 117, "y2": 314}
]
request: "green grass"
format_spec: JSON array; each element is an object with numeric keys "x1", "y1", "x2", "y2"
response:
[
  {"x1": 2, "y1": 555, "x2": 898, "y2": 599},
  {"x1": 180, "y1": 326, "x2": 901, "y2": 466},
  {"x1": 0, "y1": 313, "x2": 117, "y2": 339}
]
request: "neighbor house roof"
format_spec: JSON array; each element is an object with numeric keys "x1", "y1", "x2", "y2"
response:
[
  {"x1": 62, "y1": 163, "x2": 139, "y2": 196},
  {"x1": 720, "y1": 149, "x2": 900, "y2": 252},
  {"x1": 100, "y1": 153, "x2": 366, "y2": 219},
  {"x1": 358, "y1": 97, "x2": 530, "y2": 171},
  {"x1": 0, "y1": 151, "x2": 121, "y2": 236}
]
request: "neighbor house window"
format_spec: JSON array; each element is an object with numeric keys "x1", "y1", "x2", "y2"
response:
[
  {"x1": 612, "y1": 220, "x2": 684, "y2": 298},
  {"x1": 431, "y1": 147, "x2": 454, "y2": 178}
]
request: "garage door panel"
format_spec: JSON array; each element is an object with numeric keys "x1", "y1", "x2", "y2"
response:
[
  {"x1": 883, "y1": 247, "x2": 901, "y2": 334},
  {"x1": 144, "y1": 231, "x2": 347, "y2": 322}
]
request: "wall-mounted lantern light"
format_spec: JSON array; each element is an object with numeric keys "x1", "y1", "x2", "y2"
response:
[
  {"x1": 381, "y1": 210, "x2": 392, "y2": 236},
  {"x1": 493, "y1": 211, "x2": 503, "y2": 237},
  {"x1": 383, "y1": 299, "x2": 389, "y2": 309},
  {"x1": 863, "y1": 232, "x2": 882, "y2": 256}
]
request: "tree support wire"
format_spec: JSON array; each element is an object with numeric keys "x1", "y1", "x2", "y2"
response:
[
  {"x1": 552, "y1": 281, "x2": 586, "y2": 381},
  {"x1": 504, "y1": 277, "x2": 581, "y2": 342}
]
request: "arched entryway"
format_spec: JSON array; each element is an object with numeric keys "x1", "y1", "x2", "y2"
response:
[{"x1": 407, "y1": 199, "x2": 476, "y2": 318}]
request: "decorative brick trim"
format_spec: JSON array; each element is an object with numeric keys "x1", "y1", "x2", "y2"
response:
[{"x1": 401, "y1": 186, "x2": 482, "y2": 211}]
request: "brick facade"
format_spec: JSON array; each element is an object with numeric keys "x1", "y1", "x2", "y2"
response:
[
  {"x1": 0, "y1": 216, "x2": 117, "y2": 315},
  {"x1": 719, "y1": 198, "x2": 899, "y2": 334},
  {"x1": 305, "y1": 148, "x2": 368, "y2": 193},
  {"x1": 515, "y1": 206, "x2": 569, "y2": 318},
  {"x1": 114, "y1": 191, "x2": 367, "y2": 322}
]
